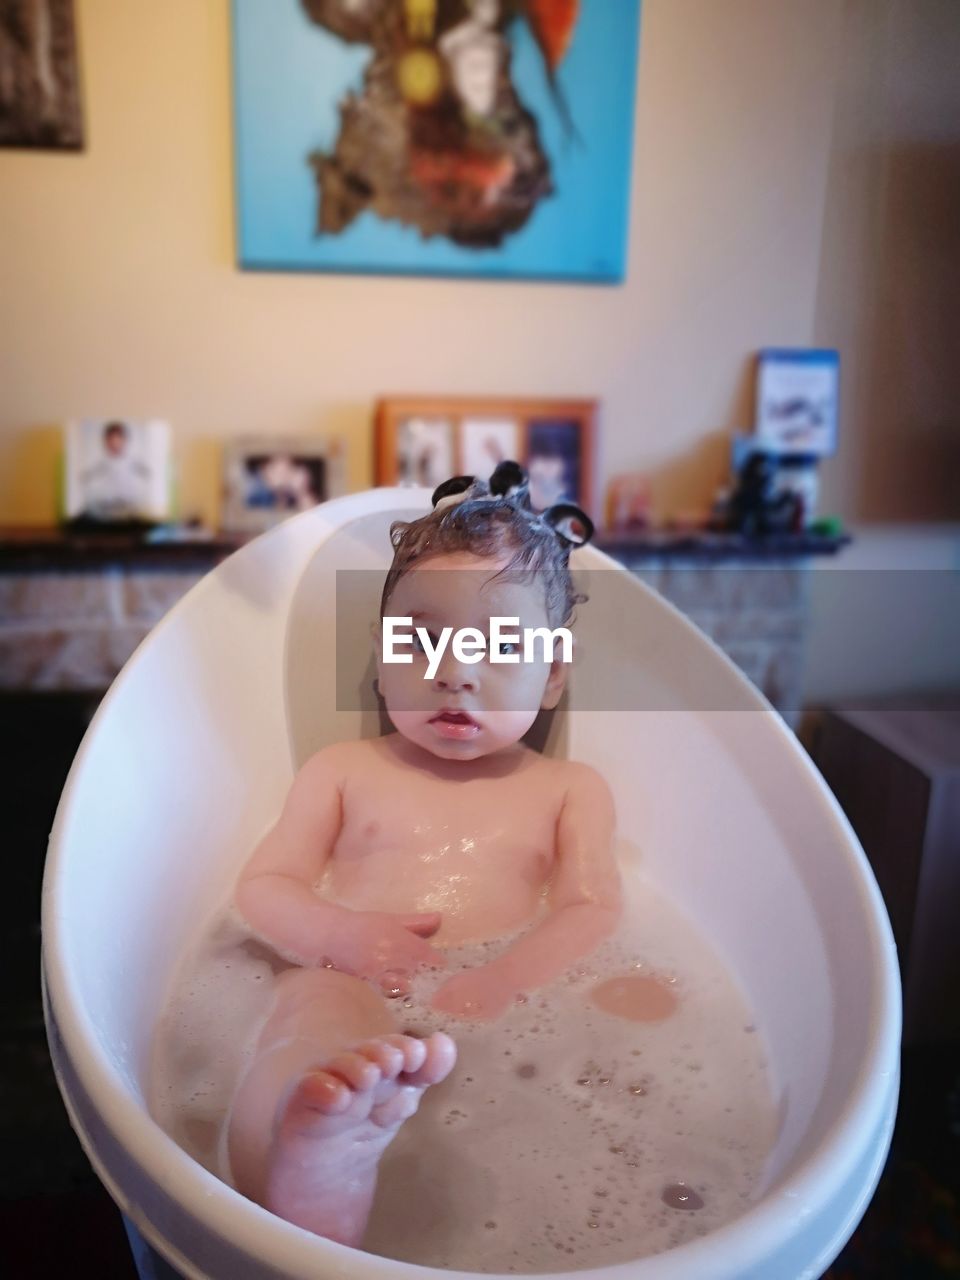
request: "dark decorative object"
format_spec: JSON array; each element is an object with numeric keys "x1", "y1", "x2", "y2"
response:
[
  {"x1": 726, "y1": 451, "x2": 801, "y2": 537},
  {"x1": 0, "y1": 0, "x2": 84, "y2": 150}
]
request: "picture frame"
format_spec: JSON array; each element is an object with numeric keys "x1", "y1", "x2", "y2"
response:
[
  {"x1": 64, "y1": 419, "x2": 172, "y2": 525},
  {"x1": 754, "y1": 349, "x2": 840, "y2": 457},
  {"x1": 222, "y1": 436, "x2": 346, "y2": 533},
  {"x1": 374, "y1": 397, "x2": 597, "y2": 516},
  {"x1": 0, "y1": 0, "x2": 85, "y2": 150},
  {"x1": 230, "y1": 0, "x2": 642, "y2": 282}
]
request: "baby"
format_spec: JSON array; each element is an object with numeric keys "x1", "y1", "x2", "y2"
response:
[{"x1": 227, "y1": 463, "x2": 622, "y2": 1247}]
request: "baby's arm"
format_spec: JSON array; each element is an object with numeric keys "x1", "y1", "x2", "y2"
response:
[
  {"x1": 235, "y1": 748, "x2": 442, "y2": 980},
  {"x1": 432, "y1": 763, "x2": 621, "y2": 1019}
]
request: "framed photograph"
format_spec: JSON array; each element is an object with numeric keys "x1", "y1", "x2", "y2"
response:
[
  {"x1": 395, "y1": 417, "x2": 455, "y2": 490},
  {"x1": 374, "y1": 397, "x2": 596, "y2": 516},
  {"x1": 755, "y1": 349, "x2": 840, "y2": 457},
  {"x1": 460, "y1": 418, "x2": 520, "y2": 478},
  {"x1": 231, "y1": 0, "x2": 641, "y2": 282},
  {"x1": 0, "y1": 0, "x2": 84, "y2": 150},
  {"x1": 222, "y1": 437, "x2": 345, "y2": 533},
  {"x1": 64, "y1": 419, "x2": 172, "y2": 524},
  {"x1": 605, "y1": 472, "x2": 652, "y2": 532}
]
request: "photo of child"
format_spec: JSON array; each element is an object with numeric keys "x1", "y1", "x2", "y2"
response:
[
  {"x1": 64, "y1": 418, "x2": 171, "y2": 523},
  {"x1": 526, "y1": 418, "x2": 583, "y2": 511},
  {"x1": 395, "y1": 417, "x2": 455, "y2": 489},
  {"x1": 242, "y1": 453, "x2": 325, "y2": 513},
  {"x1": 460, "y1": 417, "x2": 519, "y2": 478},
  {"x1": 222, "y1": 438, "x2": 343, "y2": 532}
]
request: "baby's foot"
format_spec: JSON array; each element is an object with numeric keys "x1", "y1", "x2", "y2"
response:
[{"x1": 266, "y1": 1032, "x2": 457, "y2": 1245}]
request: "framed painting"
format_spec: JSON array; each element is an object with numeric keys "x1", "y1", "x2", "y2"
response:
[
  {"x1": 374, "y1": 395, "x2": 597, "y2": 515},
  {"x1": 231, "y1": 0, "x2": 642, "y2": 282},
  {"x1": 0, "y1": 0, "x2": 84, "y2": 150}
]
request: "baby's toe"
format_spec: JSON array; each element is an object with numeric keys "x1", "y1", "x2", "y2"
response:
[
  {"x1": 383, "y1": 1034, "x2": 428, "y2": 1075},
  {"x1": 288, "y1": 1070, "x2": 352, "y2": 1118},
  {"x1": 371, "y1": 1085, "x2": 422, "y2": 1130},
  {"x1": 325, "y1": 1051, "x2": 381, "y2": 1093},
  {"x1": 403, "y1": 1032, "x2": 457, "y2": 1087},
  {"x1": 357, "y1": 1039, "x2": 406, "y2": 1080}
]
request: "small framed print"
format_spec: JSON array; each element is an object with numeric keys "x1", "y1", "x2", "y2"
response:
[
  {"x1": 394, "y1": 417, "x2": 455, "y2": 490},
  {"x1": 222, "y1": 436, "x2": 345, "y2": 533},
  {"x1": 755, "y1": 349, "x2": 840, "y2": 456},
  {"x1": 374, "y1": 397, "x2": 597, "y2": 516},
  {"x1": 64, "y1": 419, "x2": 172, "y2": 524},
  {"x1": 460, "y1": 418, "x2": 521, "y2": 479}
]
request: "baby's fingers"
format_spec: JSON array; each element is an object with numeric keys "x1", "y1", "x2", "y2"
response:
[{"x1": 409, "y1": 934, "x2": 445, "y2": 969}]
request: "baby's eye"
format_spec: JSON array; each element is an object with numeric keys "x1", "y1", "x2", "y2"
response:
[
  {"x1": 412, "y1": 630, "x2": 439, "y2": 654},
  {"x1": 494, "y1": 640, "x2": 519, "y2": 656}
]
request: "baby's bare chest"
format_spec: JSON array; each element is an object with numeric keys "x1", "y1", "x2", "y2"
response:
[{"x1": 332, "y1": 774, "x2": 559, "y2": 883}]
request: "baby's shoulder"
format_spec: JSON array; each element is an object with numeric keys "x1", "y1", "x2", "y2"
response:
[
  {"x1": 537, "y1": 755, "x2": 612, "y2": 802},
  {"x1": 296, "y1": 738, "x2": 380, "y2": 782},
  {"x1": 524, "y1": 751, "x2": 606, "y2": 790}
]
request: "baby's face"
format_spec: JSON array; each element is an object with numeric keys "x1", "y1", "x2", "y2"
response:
[{"x1": 377, "y1": 551, "x2": 566, "y2": 761}]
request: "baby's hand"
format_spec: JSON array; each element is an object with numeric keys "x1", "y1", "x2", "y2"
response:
[
  {"x1": 336, "y1": 910, "x2": 444, "y2": 984},
  {"x1": 431, "y1": 966, "x2": 516, "y2": 1021}
]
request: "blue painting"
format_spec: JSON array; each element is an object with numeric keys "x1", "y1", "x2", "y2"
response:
[{"x1": 231, "y1": 1, "x2": 642, "y2": 282}]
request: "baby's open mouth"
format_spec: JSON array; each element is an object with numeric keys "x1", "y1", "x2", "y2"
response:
[{"x1": 429, "y1": 709, "x2": 481, "y2": 739}]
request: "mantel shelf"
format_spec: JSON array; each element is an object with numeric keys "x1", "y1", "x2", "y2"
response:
[
  {"x1": 0, "y1": 526, "x2": 850, "y2": 572},
  {"x1": 0, "y1": 527, "x2": 247, "y2": 571},
  {"x1": 594, "y1": 530, "x2": 850, "y2": 562}
]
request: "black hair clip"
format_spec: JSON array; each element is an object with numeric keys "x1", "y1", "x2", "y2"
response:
[
  {"x1": 431, "y1": 475, "x2": 475, "y2": 508},
  {"x1": 489, "y1": 460, "x2": 527, "y2": 499},
  {"x1": 432, "y1": 462, "x2": 529, "y2": 510},
  {"x1": 541, "y1": 502, "x2": 595, "y2": 548}
]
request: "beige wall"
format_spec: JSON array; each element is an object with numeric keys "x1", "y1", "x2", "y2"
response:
[
  {"x1": 0, "y1": 0, "x2": 955, "y2": 528},
  {"x1": 814, "y1": 0, "x2": 960, "y2": 521}
]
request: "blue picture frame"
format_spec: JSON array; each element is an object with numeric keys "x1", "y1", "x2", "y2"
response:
[
  {"x1": 231, "y1": 0, "x2": 642, "y2": 282},
  {"x1": 755, "y1": 348, "x2": 840, "y2": 457}
]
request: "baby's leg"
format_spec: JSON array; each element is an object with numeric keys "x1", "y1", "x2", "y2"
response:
[{"x1": 227, "y1": 967, "x2": 455, "y2": 1246}]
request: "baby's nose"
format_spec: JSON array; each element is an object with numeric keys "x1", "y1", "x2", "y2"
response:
[{"x1": 434, "y1": 663, "x2": 479, "y2": 693}]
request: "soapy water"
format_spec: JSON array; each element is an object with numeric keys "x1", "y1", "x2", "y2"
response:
[{"x1": 150, "y1": 876, "x2": 777, "y2": 1272}]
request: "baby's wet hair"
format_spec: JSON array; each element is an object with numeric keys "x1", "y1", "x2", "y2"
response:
[{"x1": 380, "y1": 477, "x2": 587, "y2": 627}]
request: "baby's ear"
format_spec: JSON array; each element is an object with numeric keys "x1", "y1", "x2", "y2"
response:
[{"x1": 540, "y1": 643, "x2": 572, "y2": 711}]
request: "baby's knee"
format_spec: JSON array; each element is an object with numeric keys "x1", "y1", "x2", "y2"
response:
[
  {"x1": 266, "y1": 966, "x2": 395, "y2": 1042},
  {"x1": 272, "y1": 964, "x2": 370, "y2": 1009}
]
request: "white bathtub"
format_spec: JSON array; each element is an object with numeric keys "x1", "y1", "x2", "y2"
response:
[{"x1": 42, "y1": 488, "x2": 901, "y2": 1280}]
